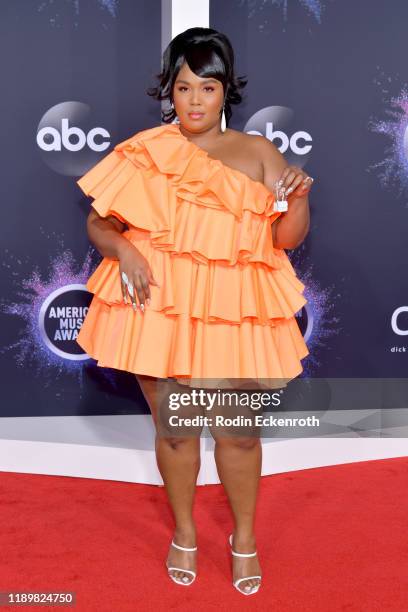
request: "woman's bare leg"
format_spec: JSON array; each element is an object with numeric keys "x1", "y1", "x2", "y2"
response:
[
  {"x1": 136, "y1": 374, "x2": 203, "y2": 584},
  {"x1": 209, "y1": 402, "x2": 262, "y2": 594}
]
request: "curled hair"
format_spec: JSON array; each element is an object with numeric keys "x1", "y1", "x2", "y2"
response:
[{"x1": 146, "y1": 27, "x2": 248, "y2": 126}]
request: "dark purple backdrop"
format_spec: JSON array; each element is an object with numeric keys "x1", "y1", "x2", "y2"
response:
[{"x1": 1, "y1": 0, "x2": 407, "y2": 416}]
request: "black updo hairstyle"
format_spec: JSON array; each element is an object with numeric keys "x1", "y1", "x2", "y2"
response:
[{"x1": 146, "y1": 27, "x2": 248, "y2": 127}]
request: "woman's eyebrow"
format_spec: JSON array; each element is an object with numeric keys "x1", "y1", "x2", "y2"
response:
[{"x1": 175, "y1": 78, "x2": 218, "y2": 84}]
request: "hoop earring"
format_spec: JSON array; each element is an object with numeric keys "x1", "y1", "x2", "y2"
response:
[{"x1": 220, "y1": 104, "x2": 226, "y2": 132}]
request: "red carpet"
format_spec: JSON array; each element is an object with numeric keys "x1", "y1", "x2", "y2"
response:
[{"x1": 1, "y1": 457, "x2": 407, "y2": 611}]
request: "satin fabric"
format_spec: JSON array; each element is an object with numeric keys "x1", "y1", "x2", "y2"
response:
[{"x1": 75, "y1": 123, "x2": 309, "y2": 389}]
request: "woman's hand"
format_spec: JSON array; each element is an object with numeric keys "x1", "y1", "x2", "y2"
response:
[
  {"x1": 277, "y1": 166, "x2": 314, "y2": 199},
  {"x1": 118, "y1": 242, "x2": 160, "y2": 311}
]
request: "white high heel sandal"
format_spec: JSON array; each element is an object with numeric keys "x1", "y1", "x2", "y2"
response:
[
  {"x1": 229, "y1": 533, "x2": 262, "y2": 595},
  {"x1": 166, "y1": 539, "x2": 197, "y2": 586}
]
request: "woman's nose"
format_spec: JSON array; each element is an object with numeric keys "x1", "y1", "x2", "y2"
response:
[{"x1": 190, "y1": 91, "x2": 201, "y2": 104}]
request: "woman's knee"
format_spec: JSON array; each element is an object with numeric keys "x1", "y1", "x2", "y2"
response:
[
  {"x1": 158, "y1": 434, "x2": 201, "y2": 453},
  {"x1": 212, "y1": 434, "x2": 260, "y2": 451}
]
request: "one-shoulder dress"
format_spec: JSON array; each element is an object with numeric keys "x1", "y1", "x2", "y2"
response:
[{"x1": 75, "y1": 123, "x2": 309, "y2": 389}]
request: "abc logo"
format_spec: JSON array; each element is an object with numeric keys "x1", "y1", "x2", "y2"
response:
[
  {"x1": 244, "y1": 106, "x2": 312, "y2": 167},
  {"x1": 37, "y1": 101, "x2": 111, "y2": 176},
  {"x1": 37, "y1": 117, "x2": 110, "y2": 152}
]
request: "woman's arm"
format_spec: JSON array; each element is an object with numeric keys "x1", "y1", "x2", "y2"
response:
[
  {"x1": 86, "y1": 208, "x2": 159, "y2": 308},
  {"x1": 86, "y1": 209, "x2": 132, "y2": 259},
  {"x1": 258, "y1": 137, "x2": 310, "y2": 249}
]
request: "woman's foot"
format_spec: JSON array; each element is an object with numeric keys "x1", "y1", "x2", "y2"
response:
[
  {"x1": 230, "y1": 532, "x2": 262, "y2": 594},
  {"x1": 166, "y1": 527, "x2": 197, "y2": 585}
]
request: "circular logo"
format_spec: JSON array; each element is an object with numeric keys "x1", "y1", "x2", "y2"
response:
[
  {"x1": 297, "y1": 303, "x2": 313, "y2": 344},
  {"x1": 38, "y1": 284, "x2": 93, "y2": 360},
  {"x1": 244, "y1": 106, "x2": 312, "y2": 167},
  {"x1": 36, "y1": 101, "x2": 111, "y2": 176},
  {"x1": 391, "y1": 306, "x2": 408, "y2": 336}
]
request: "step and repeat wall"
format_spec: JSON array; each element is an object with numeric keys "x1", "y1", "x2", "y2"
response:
[
  {"x1": 1, "y1": 0, "x2": 161, "y2": 418},
  {"x1": 211, "y1": 0, "x2": 408, "y2": 384},
  {"x1": 1, "y1": 1, "x2": 407, "y2": 427}
]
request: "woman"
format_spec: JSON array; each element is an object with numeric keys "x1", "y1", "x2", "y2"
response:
[{"x1": 76, "y1": 27, "x2": 312, "y2": 595}]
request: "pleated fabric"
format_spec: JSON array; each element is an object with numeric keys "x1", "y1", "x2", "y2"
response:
[{"x1": 76, "y1": 123, "x2": 309, "y2": 389}]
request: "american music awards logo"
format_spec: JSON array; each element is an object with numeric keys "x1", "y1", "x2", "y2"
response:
[{"x1": 38, "y1": 284, "x2": 92, "y2": 360}]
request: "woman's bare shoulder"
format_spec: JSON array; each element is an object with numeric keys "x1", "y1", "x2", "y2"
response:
[
  {"x1": 228, "y1": 128, "x2": 281, "y2": 161},
  {"x1": 235, "y1": 130, "x2": 288, "y2": 187},
  {"x1": 221, "y1": 129, "x2": 267, "y2": 182}
]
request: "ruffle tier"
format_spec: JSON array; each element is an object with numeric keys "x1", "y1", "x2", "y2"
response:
[
  {"x1": 77, "y1": 295, "x2": 309, "y2": 389},
  {"x1": 76, "y1": 123, "x2": 309, "y2": 386}
]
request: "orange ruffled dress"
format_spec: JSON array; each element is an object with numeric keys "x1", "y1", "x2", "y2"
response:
[{"x1": 75, "y1": 123, "x2": 309, "y2": 389}]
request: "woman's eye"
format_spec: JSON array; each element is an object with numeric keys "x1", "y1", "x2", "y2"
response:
[{"x1": 177, "y1": 86, "x2": 214, "y2": 92}]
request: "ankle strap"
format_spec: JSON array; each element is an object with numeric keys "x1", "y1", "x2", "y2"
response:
[
  {"x1": 229, "y1": 533, "x2": 257, "y2": 557},
  {"x1": 171, "y1": 539, "x2": 197, "y2": 552},
  {"x1": 231, "y1": 549, "x2": 257, "y2": 558}
]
